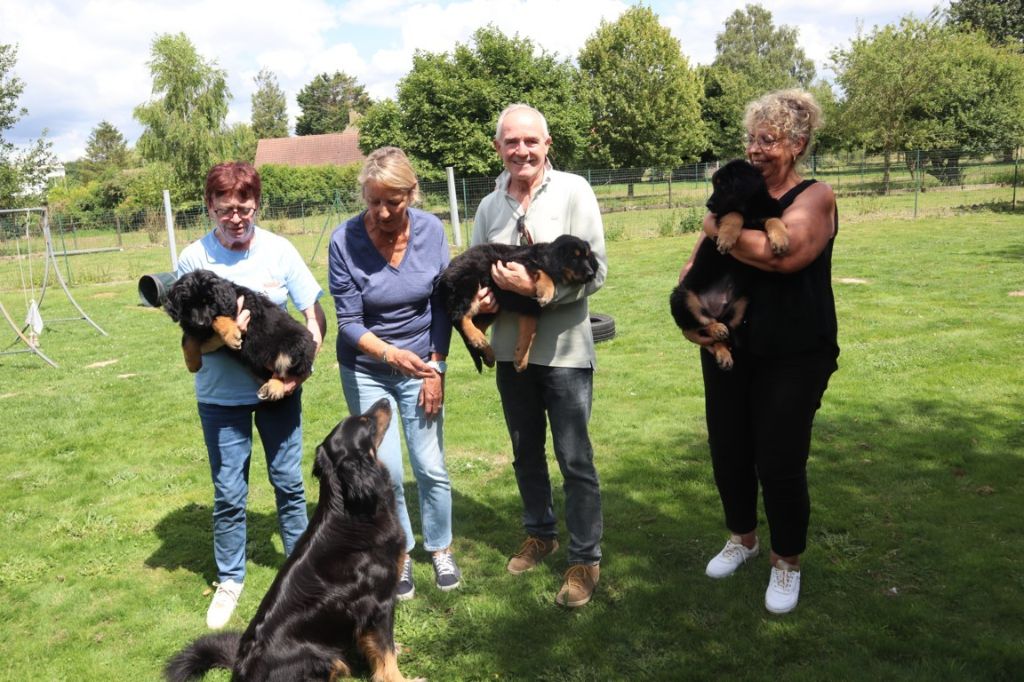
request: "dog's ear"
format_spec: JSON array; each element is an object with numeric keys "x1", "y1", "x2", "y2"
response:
[{"x1": 312, "y1": 446, "x2": 332, "y2": 480}]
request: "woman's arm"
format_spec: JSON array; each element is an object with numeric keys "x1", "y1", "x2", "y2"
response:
[{"x1": 703, "y1": 182, "x2": 836, "y2": 274}]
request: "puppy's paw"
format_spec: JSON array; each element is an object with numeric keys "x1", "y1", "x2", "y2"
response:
[
  {"x1": 482, "y1": 346, "x2": 495, "y2": 368},
  {"x1": 765, "y1": 218, "x2": 789, "y2": 255},
  {"x1": 707, "y1": 322, "x2": 730, "y2": 341},
  {"x1": 213, "y1": 316, "x2": 243, "y2": 350},
  {"x1": 712, "y1": 346, "x2": 734, "y2": 371},
  {"x1": 715, "y1": 212, "x2": 743, "y2": 254},
  {"x1": 257, "y1": 378, "x2": 286, "y2": 401}
]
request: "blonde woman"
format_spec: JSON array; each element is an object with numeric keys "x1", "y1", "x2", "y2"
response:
[
  {"x1": 680, "y1": 90, "x2": 839, "y2": 614},
  {"x1": 327, "y1": 147, "x2": 459, "y2": 600}
]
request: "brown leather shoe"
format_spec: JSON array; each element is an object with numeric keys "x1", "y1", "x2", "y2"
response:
[
  {"x1": 506, "y1": 536, "x2": 559, "y2": 575},
  {"x1": 555, "y1": 563, "x2": 600, "y2": 608}
]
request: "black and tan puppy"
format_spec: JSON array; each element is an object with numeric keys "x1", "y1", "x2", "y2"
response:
[
  {"x1": 439, "y1": 234, "x2": 598, "y2": 373},
  {"x1": 164, "y1": 398, "x2": 422, "y2": 682},
  {"x1": 163, "y1": 269, "x2": 315, "y2": 401},
  {"x1": 670, "y1": 160, "x2": 788, "y2": 370}
]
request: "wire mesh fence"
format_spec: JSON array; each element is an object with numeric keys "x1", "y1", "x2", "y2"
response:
[{"x1": 4, "y1": 148, "x2": 1020, "y2": 252}]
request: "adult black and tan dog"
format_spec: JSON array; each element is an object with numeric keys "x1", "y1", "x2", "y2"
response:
[
  {"x1": 669, "y1": 160, "x2": 788, "y2": 370},
  {"x1": 439, "y1": 234, "x2": 598, "y2": 373},
  {"x1": 163, "y1": 269, "x2": 316, "y2": 401},
  {"x1": 164, "y1": 398, "x2": 421, "y2": 682}
]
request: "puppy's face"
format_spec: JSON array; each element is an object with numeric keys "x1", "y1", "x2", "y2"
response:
[
  {"x1": 163, "y1": 270, "x2": 234, "y2": 329},
  {"x1": 549, "y1": 235, "x2": 598, "y2": 285},
  {"x1": 706, "y1": 160, "x2": 764, "y2": 215}
]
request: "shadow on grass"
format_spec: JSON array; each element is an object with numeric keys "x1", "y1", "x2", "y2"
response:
[
  {"x1": 399, "y1": 389, "x2": 1024, "y2": 680},
  {"x1": 145, "y1": 502, "x2": 294, "y2": 583}
]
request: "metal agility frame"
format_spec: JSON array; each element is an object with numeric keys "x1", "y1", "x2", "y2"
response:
[{"x1": 1, "y1": 207, "x2": 107, "y2": 368}]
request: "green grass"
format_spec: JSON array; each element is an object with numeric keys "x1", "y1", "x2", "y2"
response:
[{"x1": 0, "y1": 208, "x2": 1022, "y2": 680}]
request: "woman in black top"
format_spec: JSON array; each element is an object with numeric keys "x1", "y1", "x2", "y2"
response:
[{"x1": 680, "y1": 89, "x2": 839, "y2": 614}]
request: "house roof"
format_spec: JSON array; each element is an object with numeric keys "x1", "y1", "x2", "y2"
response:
[{"x1": 254, "y1": 129, "x2": 365, "y2": 167}]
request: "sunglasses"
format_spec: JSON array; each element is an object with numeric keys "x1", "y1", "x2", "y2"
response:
[{"x1": 516, "y1": 215, "x2": 533, "y2": 246}]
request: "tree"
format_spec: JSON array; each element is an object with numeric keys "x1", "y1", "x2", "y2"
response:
[
  {"x1": 251, "y1": 68, "x2": 289, "y2": 139},
  {"x1": 80, "y1": 120, "x2": 130, "y2": 181},
  {"x1": 0, "y1": 43, "x2": 58, "y2": 207},
  {"x1": 831, "y1": 16, "x2": 1024, "y2": 186},
  {"x1": 295, "y1": 72, "x2": 370, "y2": 136},
  {"x1": 361, "y1": 26, "x2": 588, "y2": 177},
  {"x1": 702, "y1": 4, "x2": 817, "y2": 160},
  {"x1": 133, "y1": 32, "x2": 230, "y2": 199},
  {"x1": 577, "y1": 6, "x2": 706, "y2": 170},
  {"x1": 947, "y1": 0, "x2": 1024, "y2": 49}
]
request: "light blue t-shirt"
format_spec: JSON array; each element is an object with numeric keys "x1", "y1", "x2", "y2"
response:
[{"x1": 176, "y1": 226, "x2": 323, "y2": 406}]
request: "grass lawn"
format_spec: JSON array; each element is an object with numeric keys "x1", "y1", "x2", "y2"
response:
[{"x1": 0, "y1": 208, "x2": 1022, "y2": 680}]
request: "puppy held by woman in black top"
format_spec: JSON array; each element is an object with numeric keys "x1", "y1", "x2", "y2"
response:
[{"x1": 678, "y1": 89, "x2": 839, "y2": 615}]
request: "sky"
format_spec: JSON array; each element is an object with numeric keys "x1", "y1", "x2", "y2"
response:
[{"x1": 2, "y1": 0, "x2": 944, "y2": 162}]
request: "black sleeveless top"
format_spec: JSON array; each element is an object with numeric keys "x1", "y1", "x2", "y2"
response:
[{"x1": 743, "y1": 179, "x2": 839, "y2": 357}]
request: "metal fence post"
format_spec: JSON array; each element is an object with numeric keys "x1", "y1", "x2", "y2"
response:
[
  {"x1": 913, "y1": 150, "x2": 921, "y2": 219},
  {"x1": 1013, "y1": 155, "x2": 1019, "y2": 211}
]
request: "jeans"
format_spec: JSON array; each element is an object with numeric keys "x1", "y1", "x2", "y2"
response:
[
  {"x1": 197, "y1": 390, "x2": 309, "y2": 584},
  {"x1": 701, "y1": 346, "x2": 837, "y2": 557},
  {"x1": 341, "y1": 366, "x2": 452, "y2": 553},
  {"x1": 496, "y1": 362, "x2": 603, "y2": 565}
]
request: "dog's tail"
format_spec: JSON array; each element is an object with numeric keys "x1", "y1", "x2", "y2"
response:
[{"x1": 164, "y1": 632, "x2": 239, "y2": 681}]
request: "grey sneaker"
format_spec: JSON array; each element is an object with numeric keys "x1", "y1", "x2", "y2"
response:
[
  {"x1": 431, "y1": 547, "x2": 461, "y2": 591},
  {"x1": 397, "y1": 555, "x2": 415, "y2": 601},
  {"x1": 705, "y1": 535, "x2": 759, "y2": 578}
]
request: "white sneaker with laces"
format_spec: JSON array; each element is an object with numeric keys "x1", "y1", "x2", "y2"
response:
[
  {"x1": 705, "y1": 535, "x2": 760, "y2": 578},
  {"x1": 206, "y1": 579, "x2": 243, "y2": 629},
  {"x1": 765, "y1": 560, "x2": 801, "y2": 614}
]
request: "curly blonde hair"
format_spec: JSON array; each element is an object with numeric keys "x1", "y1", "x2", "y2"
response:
[
  {"x1": 744, "y1": 89, "x2": 823, "y2": 162},
  {"x1": 358, "y1": 146, "x2": 420, "y2": 204}
]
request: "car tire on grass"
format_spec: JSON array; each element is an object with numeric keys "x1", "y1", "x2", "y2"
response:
[{"x1": 591, "y1": 313, "x2": 616, "y2": 343}]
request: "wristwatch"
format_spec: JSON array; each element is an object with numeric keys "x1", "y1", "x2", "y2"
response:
[{"x1": 426, "y1": 360, "x2": 447, "y2": 374}]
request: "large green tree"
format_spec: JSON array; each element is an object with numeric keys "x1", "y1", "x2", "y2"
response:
[
  {"x1": 251, "y1": 68, "x2": 289, "y2": 139},
  {"x1": 359, "y1": 26, "x2": 588, "y2": 176},
  {"x1": 80, "y1": 120, "x2": 130, "y2": 181},
  {"x1": 947, "y1": 0, "x2": 1024, "y2": 49},
  {"x1": 295, "y1": 72, "x2": 370, "y2": 136},
  {"x1": 577, "y1": 6, "x2": 706, "y2": 170},
  {"x1": 133, "y1": 32, "x2": 230, "y2": 199},
  {"x1": 0, "y1": 43, "x2": 57, "y2": 207},
  {"x1": 702, "y1": 4, "x2": 818, "y2": 160},
  {"x1": 831, "y1": 16, "x2": 1024, "y2": 185}
]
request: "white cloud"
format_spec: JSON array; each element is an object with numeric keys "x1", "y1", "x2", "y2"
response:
[{"x1": 2, "y1": 0, "x2": 948, "y2": 161}]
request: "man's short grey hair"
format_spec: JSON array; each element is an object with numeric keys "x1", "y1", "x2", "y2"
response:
[{"x1": 494, "y1": 103, "x2": 550, "y2": 141}]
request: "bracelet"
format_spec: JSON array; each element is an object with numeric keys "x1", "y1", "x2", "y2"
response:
[{"x1": 381, "y1": 345, "x2": 390, "y2": 364}]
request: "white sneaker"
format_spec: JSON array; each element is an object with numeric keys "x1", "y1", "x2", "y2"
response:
[
  {"x1": 705, "y1": 535, "x2": 759, "y2": 578},
  {"x1": 206, "y1": 579, "x2": 243, "y2": 629},
  {"x1": 765, "y1": 561, "x2": 801, "y2": 614}
]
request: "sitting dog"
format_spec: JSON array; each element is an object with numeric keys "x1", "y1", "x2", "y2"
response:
[
  {"x1": 439, "y1": 234, "x2": 598, "y2": 373},
  {"x1": 163, "y1": 269, "x2": 316, "y2": 401},
  {"x1": 164, "y1": 398, "x2": 421, "y2": 682},
  {"x1": 669, "y1": 160, "x2": 788, "y2": 370}
]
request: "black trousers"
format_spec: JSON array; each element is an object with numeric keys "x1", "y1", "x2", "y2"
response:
[{"x1": 700, "y1": 345, "x2": 837, "y2": 557}]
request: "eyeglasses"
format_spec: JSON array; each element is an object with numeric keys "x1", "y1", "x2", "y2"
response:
[
  {"x1": 516, "y1": 215, "x2": 533, "y2": 246},
  {"x1": 212, "y1": 205, "x2": 257, "y2": 219},
  {"x1": 744, "y1": 133, "x2": 783, "y2": 150}
]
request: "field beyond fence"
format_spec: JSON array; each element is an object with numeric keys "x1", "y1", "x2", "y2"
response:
[{"x1": 3, "y1": 148, "x2": 1019, "y2": 259}]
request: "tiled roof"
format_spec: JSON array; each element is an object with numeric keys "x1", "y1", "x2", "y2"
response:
[{"x1": 254, "y1": 128, "x2": 365, "y2": 167}]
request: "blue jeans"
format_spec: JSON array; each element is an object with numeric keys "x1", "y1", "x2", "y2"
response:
[
  {"x1": 496, "y1": 362, "x2": 603, "y2": 564},
  {"x1": 197, "y1": 391, "x2": 309, "y2": 583},
  {"x1": 341, "y1": 366, "x2": 452, "y2": 553}
]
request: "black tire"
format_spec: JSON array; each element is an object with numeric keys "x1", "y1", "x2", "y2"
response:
[{"x1": 591, "y1": 313, "x2": 616, "y2": 343}]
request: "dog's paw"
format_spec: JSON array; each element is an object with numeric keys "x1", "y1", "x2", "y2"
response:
[
  {"x1": 765, "y1": 219, "x2": 790, "y2": 255},
  {"x1": 715, "y1": 233, "x2": 738, "y2": 254},
  {"x1": 707, "y1": 322, "x2": 730, "y2": 341},
  {"x1": 257, "y1": 378, "x2": 286, "y2": 401},
  {"x1": 710, "y1": 344, "x2": 734, "y2": 370},
  {"x1": 482, "y1": 346, "x2": 495, "y2": 368},
  {"x1": 212, "y1": 316, "x2": 243, "y2": 350}
]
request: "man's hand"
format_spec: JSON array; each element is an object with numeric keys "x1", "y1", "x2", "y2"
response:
[
  {"x1": 235, "y1": 296, "x2": 251, "y2": 334},
  {"x1": 474, "y1": 286, "x2": 499, "y2": 314},
  {"x1": 490, "y1": 260, "x2": 536, "y2": 297}
]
